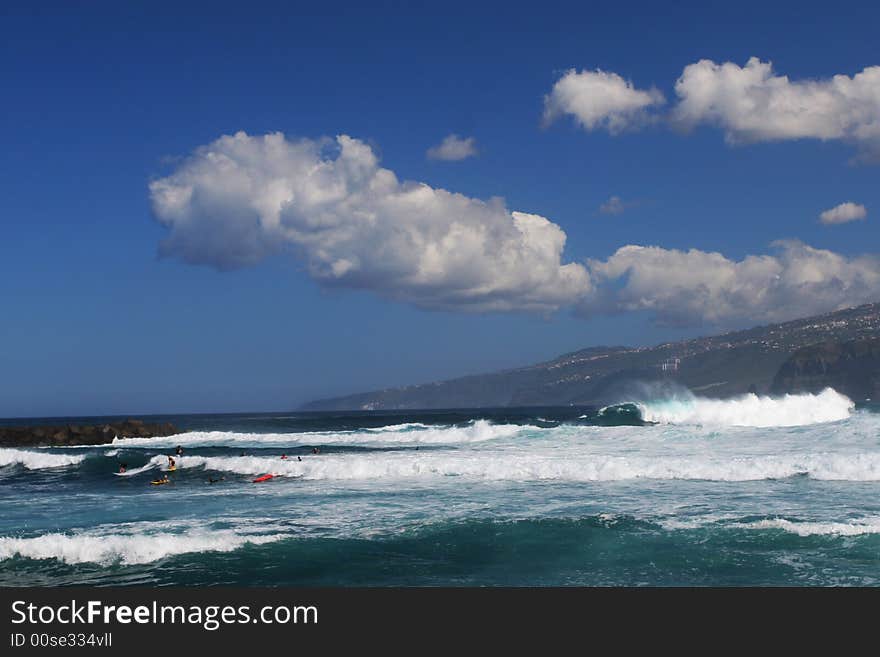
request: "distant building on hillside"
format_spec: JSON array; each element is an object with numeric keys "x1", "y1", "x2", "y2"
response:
[{"x1": 661, "y1": 357, "x2": 681, "y2": 372}]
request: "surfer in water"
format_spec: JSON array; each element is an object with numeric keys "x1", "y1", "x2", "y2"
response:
[
  {"x1": 312, "y1": 447, "x2": 320, "y2": 455},
  {"x1": 176, "y1": 445, "x2": 183, "y2": 456},
  {"x1": 168, "y1": 455, "x2": 176, "y2": 470},
  {"x1": 118, "y1": 463, "x2": 127, "y2": 474},
  {"x1": 281, "y1": 454, "x2": 288, "y2": 460}
]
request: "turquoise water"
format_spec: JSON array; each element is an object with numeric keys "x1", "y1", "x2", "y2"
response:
[{"x1": 1, "y1": 393, "x2": 879, "y2": 586}]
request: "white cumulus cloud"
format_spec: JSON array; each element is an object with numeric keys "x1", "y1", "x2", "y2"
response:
[
  {"x1": 672, "y1": 57, "x2": 880, "y2": 157},
  {"x1": 543, "y1": 69, "x2": 665, "y2": 134},
  {"x1": 819, "y1": 202, "x2": 867, "y2": 225},
  {"x1": 426, "y1": 134, "x2": 478, "y2": 161},
  {"x1": 149, "y1": 134, "x2": 880, "y2": 326},
  {"x1": 580, "y1": 241, "x2": 880, "y2": 326},
  {"x1": 149, "y1": 131, "x2": 591, "y2": 313}
]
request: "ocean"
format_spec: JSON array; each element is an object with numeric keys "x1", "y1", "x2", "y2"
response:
[{"x1": 1, "y1": 388, "x2": 879, "y2": 587}]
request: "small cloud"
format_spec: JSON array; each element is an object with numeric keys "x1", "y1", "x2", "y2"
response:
[
  {"x1": 543, "y1": 68, "x2": 665, "y2": 134},
  {"x1": 819, "y1": 202, "x2": 867, "y2": 225},
  {"x1": 599, "y1": 196, "x2": 625, "y2": 215},
  {"x1": 598, "y1": 195, "x2": 641, "y2": 215},
  {"x1": 426, "y1": 134, "x2": 478, "y2": 161}
]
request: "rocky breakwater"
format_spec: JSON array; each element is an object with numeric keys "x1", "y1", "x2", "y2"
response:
[{"x1": 0, "y1": 419, "x2": 179, "y2": 447}]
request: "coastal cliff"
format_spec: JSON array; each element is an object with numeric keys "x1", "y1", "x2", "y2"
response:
[
  {"x1": 0, "y1": 419, "x2": 179, "y2": 448},
  {"x1": 771, "y1": 338, "x2": 880, "y2": 401}
]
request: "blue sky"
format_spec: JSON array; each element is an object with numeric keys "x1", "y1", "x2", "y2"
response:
[{"x1": 2, "y1": 0, "x2": 879, "y2": 417}]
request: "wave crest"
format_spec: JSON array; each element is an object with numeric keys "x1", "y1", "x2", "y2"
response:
[
  {"x1": 164, "y1": 450, "x2": 880, "y2": 483},
  {"x1": 0, "y1": 529, "x2": 284, "y2": 565},
  {"x1": 636, "y1": 388, "x2": 854, "y2": 427},
  {"x1": 113, "y1": 419, "x2": 523, "y2": 448},
  {"x1": 738, "y1": 517, "x2": 880, "y2": 537},
  {"x1": 0, "y1": 449, "x2": 86, "y2": 470}
]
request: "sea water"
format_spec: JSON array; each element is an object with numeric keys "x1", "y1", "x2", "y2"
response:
[{"x1": 1, "y1": 389, "x2": 878, "y2": 586}]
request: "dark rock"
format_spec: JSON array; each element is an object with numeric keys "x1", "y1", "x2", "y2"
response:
[
  {"x1": 0, "y1": 419, "x2": 180, "y2": 448},
  {"x1": 771, "y1": 338, "x2": 880, "y2": 401}
]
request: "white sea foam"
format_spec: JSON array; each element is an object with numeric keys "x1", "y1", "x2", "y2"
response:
[
  {"x1": 0, "y1": 448, "x2": 86, "y2": 470},
  {"x1": 113, "y1": 419, "x2": 522, "y2": 447},
  {"x1": 165, "y1": 449, "x2": 880, "y2": 483},
  {"x1": 113, "y1": 462, "x2": 159, "y2": 476},
  {"x1": 739, "y1": 517, "x2": 880, "y2": 537},
  {"x1": 0, "y1": 529, "x2": 284, "y2": 565},
  {"x1": 366, "y1": 422, "x2": 431, "y2": 432},
  {"x1": 658, "y1": 513, "x2": 880, "y2": 536},
  {"x1": 638, "y1": 388, "x2": 854, "y2": 427}
]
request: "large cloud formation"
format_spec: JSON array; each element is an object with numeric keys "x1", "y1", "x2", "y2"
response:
[
  {"x1": 149, "y1": 131, "x2": 591, "y2": 312},
  {"x1": 543, "y1": 69, "x2": 665, "y2": 133},
  {"x1": 580, "y1": 241, "x2": 880, "y2": 326},
  {"x1": 151, "y1": 132, "x2": 880, "y2": 326}
]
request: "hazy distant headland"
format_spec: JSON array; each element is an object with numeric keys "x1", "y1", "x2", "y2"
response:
[{"x1": 304, "y1": 303, "x2": 880, "y2": 410}]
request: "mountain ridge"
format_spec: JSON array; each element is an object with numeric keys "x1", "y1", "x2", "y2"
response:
[{"x1": 303, "y1": 302, "x2": 880, "y2": 410}]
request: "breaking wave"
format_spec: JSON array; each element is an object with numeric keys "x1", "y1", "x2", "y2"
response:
[
  {"x1": 737, "y1": 517, "x2": 880, "y2": 537},
  {"x1": 635, "y1": 388, "x2": 854, "y2": 427},
  {"x1": 0, "y1": 528, "x2": 284, "y2": 565},
  {"x1": 588, "y1": 403, "x2": 648, "y2": 426},
  {"x1": 113, "y1": 419, "x2": 523, "y2": 448},
  {"x1": 0, "y1": 448, "x2": 87, "y2": 470},
  {"x1": 163, "y1": 450, "x2": 880, "y2": 482},
  {"x1": 367, "y1": 422, "x2": 431, "y2": 432}
]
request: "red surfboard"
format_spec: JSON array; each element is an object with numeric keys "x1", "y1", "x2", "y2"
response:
[{"x1": 252, "y1": 474, "x2": 275, "y2": 483}]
